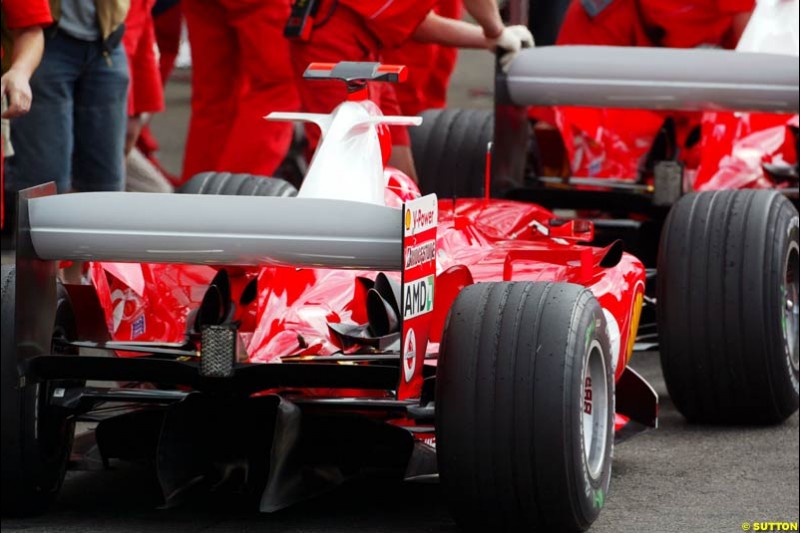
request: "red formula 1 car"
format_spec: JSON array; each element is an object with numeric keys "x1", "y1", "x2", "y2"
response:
[
  {"x1": 409, "y1": 0, "x2": 799, "y2": 440},
  {"x1": 0, "y1": 61, "x2": 796, "y2": 533}
]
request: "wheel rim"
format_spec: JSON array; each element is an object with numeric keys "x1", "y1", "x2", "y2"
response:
[
  {"x1": 582, "y1": 341, "x2": 609, "y2": 480},
  {"x1": 784, "y1": 244, "x2": 799, "y2": 371}
]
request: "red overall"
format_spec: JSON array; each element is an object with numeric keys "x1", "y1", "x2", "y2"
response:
[
  {"x1": 153, "y1": 1, "x2": 183, "y2": 86},
  {"x1": 123, "y1": 0, "x2": 164, "y2": 116},
  {"x1": 181, "y1": 0, "x2": 300, "y2": 182},
  {"x1": 542, "y1": 0, "x2": 755, "y2": 180},
  {"x1": 381, "y1": 0, "x2": 462, "y2": 116},
  {"x1": 289, "y1": 0, "x2": 437, "y2": 152},
  {"x1": 135, "y1": 2, "x2": 182, "y2": 181},
  {"x1": 558, "y1": 0, "x2": 755, "y2": 48}
]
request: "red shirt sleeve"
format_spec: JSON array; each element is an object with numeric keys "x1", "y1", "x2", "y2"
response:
[
  {"x1": 716, "y1": 0, "x2": 756, "y2": 14},
  {"x1": 2, "y1": 0, "x2": 53, "y2": 30},
  {"x1": 341, "y1": 0, "x2": 437, "y2": 48}
]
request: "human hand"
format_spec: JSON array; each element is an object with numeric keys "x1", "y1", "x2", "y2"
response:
[
  {"x1": 488, "y1": 25, "x2": 535, "y2": 73},
  {"x1": 1, "y1": 68, "x2": 33, "y2": 118}
]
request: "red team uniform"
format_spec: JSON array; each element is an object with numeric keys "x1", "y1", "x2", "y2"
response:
[
  {"x1": 181, "y1": 0, "x2": 300, "y2": 182},
  {"x1": 123, "y1": 0, "x2": 165, "y2": 117},
  {"x1": 548, "y1": 0, "x2": 755, "y2": 180},
  {"x1": 381, "y1": 0, "x2": 463, "y2": 116},
  {"x1": 289, "y1": 0, "x2": 439, "y2": 152}
]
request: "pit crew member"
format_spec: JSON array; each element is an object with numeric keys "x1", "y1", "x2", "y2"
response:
[{"x1": 289, "y1": 0, "x2": 534, "y2": 181}]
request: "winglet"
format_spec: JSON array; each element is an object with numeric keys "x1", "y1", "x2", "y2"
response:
[{"x1": 265, "y1": 112, "x2": 333, "y2": 137}]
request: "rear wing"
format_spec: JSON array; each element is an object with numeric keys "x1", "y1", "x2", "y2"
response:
[
  {"x1": 493, "y1": 44, "x2": 799, "y2": 195},
  {"x1": 27, "y1": 191, "x2": 402, "y2": 270},
  {"x1": 504, "y1": 46, "x2": 799, "y2": 113},
  {"x1": 16, "y1": 183, "x2": 438, "y2": 400}
]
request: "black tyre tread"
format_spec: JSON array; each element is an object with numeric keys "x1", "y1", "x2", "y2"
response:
[
  {"x1": 658, "y1": 190, "x2": 799, "y2": 424},
  {"x1": 410, "y1": 109, "x2": 441, "y2": 174},
  {"x1": 2, "y1": 266, "x2": 77, "y2": 516},
  {"x1": 437, "y1": 281, "x2": 612, "y2": 532},
  {"x1": 421, "y1": 108, "x2": 462, "y2": 197},
  {"x1": 411, "y1": 109, "x2": 493, "y2": 199},
  {"x1": 179, "y1": 172, "x2": 297, "y2": 197}
]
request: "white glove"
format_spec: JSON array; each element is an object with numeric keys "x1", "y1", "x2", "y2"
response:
[{"x1": 488, "y1": 25, "x2": 535, "y2": 73}]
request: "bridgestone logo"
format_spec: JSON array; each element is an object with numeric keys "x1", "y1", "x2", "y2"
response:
[
  {"x1": 403, "y1": 276, "x2": 434, "y2": 319},
  {"x1": 405, "y1": 240, "x2": 436, "y2": 269}
]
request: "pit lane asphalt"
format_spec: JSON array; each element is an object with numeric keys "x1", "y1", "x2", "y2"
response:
[
  {"x1": 1, "y1": 351, "x2": 797, "y2": 533},
  {"x1": 2, "y1": 53, "x2": 798, "y2": 533}
]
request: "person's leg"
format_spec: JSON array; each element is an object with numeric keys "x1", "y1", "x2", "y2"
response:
[
  {"x1": 181, "y1": 0, "x2": 239, "y2": 182},
  {"x1": 5, "y1": 31, "x2": 79, "y2": 194},
  {"x1": 218, "y1": 0, "x2": 298, "y2": 176},
  {"x1": 71, "y1": 42, "x2": 130, "y2": 192},
  {"x1": 154, "y1": 2, "x2": 183, "y2": 84}
]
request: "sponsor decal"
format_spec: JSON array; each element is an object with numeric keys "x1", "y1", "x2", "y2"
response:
[
  {"x1": 584, "y1": 376, "x2": 593, "y2": 415},
  {"x1": 403, "y1": 328, "x2": 416, "y2": 383},
  {"x1": 398, "y1": 193, "x2": 437, "y2": 400},
  {"x1": 132, "y1": 315, "x2": 146, "y2": 339},
  {"x1": 585, "y1": 318, "x2": 599, "y2": 351},
  {"x1": 404, "y1": 195, "x2": 437, "y2": 237},
  {"x1": 405, "y1": 240, "x2": 436, "y2": 270},
  {"x1": 593, "y1": 489, "x2": 605, "y2": 509},
  {"x1": 403, "y1": 276, "x2": 434, "y2": 320}
]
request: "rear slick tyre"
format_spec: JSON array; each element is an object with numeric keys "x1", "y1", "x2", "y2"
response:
[
  {"x1": 178, "y1": 172, "x2": 297, "y2": 197},
  {"x1": 410, "y1": 109, "x2": 493, "y2": 199},
  {"x1": 657, "y1": 190, "x2": 800, "y2": 424},
  {"x1": 1, "y1": 266, "x2": 78, "y2": 516},
  {"x1": 436, "y1": 282, "x2": 614, "y2": 532}
]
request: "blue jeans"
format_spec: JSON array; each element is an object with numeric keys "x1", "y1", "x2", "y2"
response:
[{"x1": 6, "y1": 29, "x2": 129, "y2": 193}]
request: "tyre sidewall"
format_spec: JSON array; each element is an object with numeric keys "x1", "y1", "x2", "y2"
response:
[
  {"x1": 771, "y1": 205, "x2": 800, "y2": 412},
  {"x1": 569, "y1": 296, "x2": 615, "y2": 525}
]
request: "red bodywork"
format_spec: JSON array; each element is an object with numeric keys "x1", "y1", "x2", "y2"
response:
[
  {"x1": 544, "y1": 0, "x2": 797, "y2": 192},
  {"x1": 539, "y1": 106, "x2": 798, "y2": 191},
  {"x1": 89, "y1": 170, "x2": 645, "y2": 390}
]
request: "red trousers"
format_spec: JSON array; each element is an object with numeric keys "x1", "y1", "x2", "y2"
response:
[
  {"x1": 289, "y1": 3, "x2": 410, "y2": 152},
  {"x1": 380, "y1": 0, "x2": 462, "y2": 116},
  {"x1": 154, "y1": 1, "x2": 182, "y2": 86},
  {"x1": 123, "y1": 0, "x2": 164, "y2": 116},
  {"x1": 181, "y1": 0, "x2": 300, "y2": 182}
]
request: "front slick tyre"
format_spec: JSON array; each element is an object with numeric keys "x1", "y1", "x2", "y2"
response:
[{"x1": 436, "y1": 282, "x2": 614, "y2": 532}]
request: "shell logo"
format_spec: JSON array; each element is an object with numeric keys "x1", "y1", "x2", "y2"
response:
[{"x1": 405, "y1": 209, "x2": 412, "y2": 232}]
